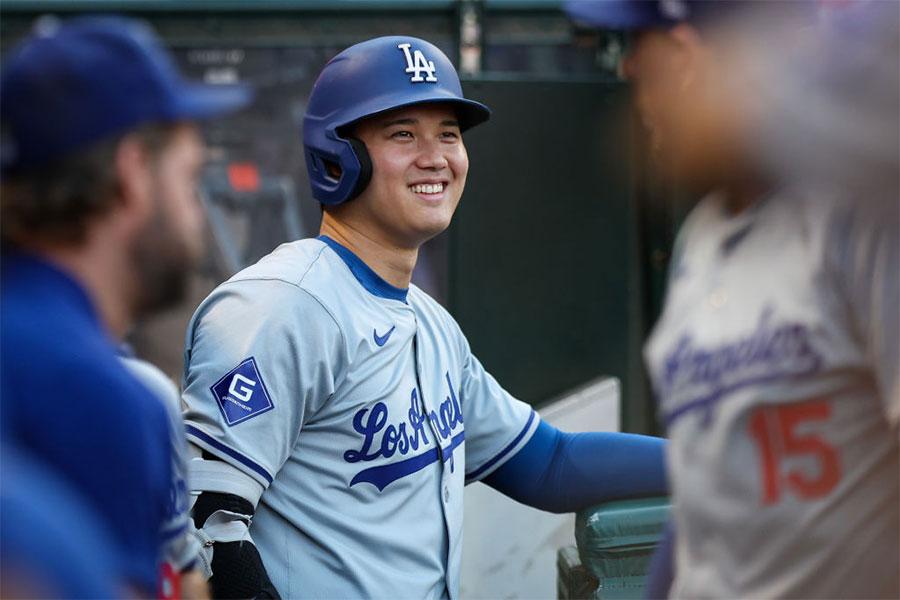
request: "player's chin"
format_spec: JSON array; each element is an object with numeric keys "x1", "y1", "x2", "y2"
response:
[
  {"x1": 403, "y1": 212, "x2": 454, "y2": 246},
  {"x1": 418, "y1": 218, "x2": 453, "y2": 241}
]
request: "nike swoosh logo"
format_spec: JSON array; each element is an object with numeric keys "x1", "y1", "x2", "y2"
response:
[{"x1": 373, "y1": 326, "x2": 396, "y2": 347}]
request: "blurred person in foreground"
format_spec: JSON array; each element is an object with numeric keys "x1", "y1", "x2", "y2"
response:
[
  {"x1": 566, "y1": 1, "x2": 898, "y2": 598},
  {"x1": 1, "y1": 443, "x2": 120, "y2": 599},
  {"x1": 0, "y1": 15, "x2": 250, "y2": 597}
]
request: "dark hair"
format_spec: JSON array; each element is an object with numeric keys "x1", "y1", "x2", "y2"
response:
[{"x1": 1, "y1": 123, "x2": 176, "y2": 245}]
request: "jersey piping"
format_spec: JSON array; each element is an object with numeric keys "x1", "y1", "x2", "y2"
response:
[
  {"x1": 466, "y1": 410, "x2": 537, "y2": 482},
  {"x1": 317, "y1": 235, "x2": 409, "y2": 303},
  {"x1": 186, "y1": 424, "x2": 274, "y2": 484}
]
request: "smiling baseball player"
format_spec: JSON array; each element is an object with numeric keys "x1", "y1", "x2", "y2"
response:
[{"x1": 181, "y1": 36, "x2": 668, "y2": 599}]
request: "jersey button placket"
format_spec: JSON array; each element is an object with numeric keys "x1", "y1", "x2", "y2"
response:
[
  {"x1": 412, "y1": 324, "x2": 457, "y2": 596},
  {"x1": 412, "y1": 329, "x2": 449, "y2": 484}
]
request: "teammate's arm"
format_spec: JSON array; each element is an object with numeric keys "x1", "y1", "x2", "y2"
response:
[{"x1": 482, "y1": 418, "x2": 667, "y2": 512}]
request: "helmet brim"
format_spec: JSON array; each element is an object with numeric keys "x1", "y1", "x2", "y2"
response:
[{"x1": 336, "y1": 96, "x2": 491, "y2": 135}]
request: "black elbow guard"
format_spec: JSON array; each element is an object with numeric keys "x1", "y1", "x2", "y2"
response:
[
  {"x1": 192, "y1": 492, "x2": 280, "y2": 600},
  {"x1": 192, "y1": 491, "x2": 254, "y2": 530},
  {"x1": 209, "y1": 540, "x2": 280, "y2": 600}
]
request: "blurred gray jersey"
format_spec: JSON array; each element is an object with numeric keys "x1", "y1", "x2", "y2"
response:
[
  {"x1": 182, "y1": 237, "x2": 536, "y2": 599},
  {"x1": 645, "y1": 188, "x2": 899, "y2": 598},
  {"x1": 121, "y1": 357, "x2": 201, "y2": 573}
]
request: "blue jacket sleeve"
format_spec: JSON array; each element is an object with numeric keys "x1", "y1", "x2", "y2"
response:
[{"x1": 482, "y1": 418, "x2": 667, "y2": 512}]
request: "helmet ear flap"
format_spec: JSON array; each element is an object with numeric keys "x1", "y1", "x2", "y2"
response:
[
  {"x1": 345, "y1": 136, "x2": 373, "y2": 202},
  {"x1": 303, "y1": 135, "x2": 369, "y2": 206}
]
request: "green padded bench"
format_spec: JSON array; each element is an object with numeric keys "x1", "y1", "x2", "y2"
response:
[{"x1": 558, "y1": 497, "x2": 671, "y2": 600}]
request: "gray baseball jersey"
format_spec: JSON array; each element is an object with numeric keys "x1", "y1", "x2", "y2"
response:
[
  {"x1": 182, "y1": 236, "x2": 537, "y2": 599},
  {"x1": 644, "y1": 187, "x2": 899, "y2": 598}
]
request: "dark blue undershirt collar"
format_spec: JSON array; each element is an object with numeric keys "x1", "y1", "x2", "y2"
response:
[{"x1": 317, "y1": 235, "x2": 409, "y2": 303}]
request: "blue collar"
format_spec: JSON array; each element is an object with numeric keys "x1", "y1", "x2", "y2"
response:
[{"x1": 317, "y1": 235, "x2": 409, "y2": 303}]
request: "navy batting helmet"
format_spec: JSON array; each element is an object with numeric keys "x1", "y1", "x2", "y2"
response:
[{"x1": 303, "y1": 36, "x2": 491, "y2": 206}]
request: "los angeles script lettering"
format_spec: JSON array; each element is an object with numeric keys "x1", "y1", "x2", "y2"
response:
[{"x1": 344, "y1": 373, "x2": 463, "y2": 464}]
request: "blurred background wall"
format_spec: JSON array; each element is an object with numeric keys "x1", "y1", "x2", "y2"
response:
[{"x1": 0, "y1": 0, "x2": 693, "y2": 436}]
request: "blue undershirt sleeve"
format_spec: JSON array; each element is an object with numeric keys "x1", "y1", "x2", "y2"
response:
[{"x1": 482, "y1": 418, "x2": 668, "y2": 513}]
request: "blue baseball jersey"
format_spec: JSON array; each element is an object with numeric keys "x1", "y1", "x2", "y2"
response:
[
  {"x1": 182, "y1": 236, "x2": 537, "y2": 599},
  {"x1": 1, "y1": 444, "x2": 120, "y2": 599},
  {"x1": 0, "y1": 249, "x2": 173, "y2": 592}
]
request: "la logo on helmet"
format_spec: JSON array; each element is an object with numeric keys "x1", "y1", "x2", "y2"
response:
[{"x1": 398, "y1": 43, "x2": 438, "y2": 83}]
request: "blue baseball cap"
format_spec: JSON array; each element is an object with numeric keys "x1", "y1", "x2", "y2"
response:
[
  {"x1": 0, "y1": 16, "x2": 253, "y2": 173},
  {"x1": 564, "y1": 0, "x2": 813, "y2": 31},
  {"x1": 564, "y1": 0, "x2": 695, "y2": 30}
]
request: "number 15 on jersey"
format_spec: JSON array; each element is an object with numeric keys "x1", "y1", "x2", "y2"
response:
[{"x1": 747, "y1": 399, "x2": 842, "y2": 505}]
